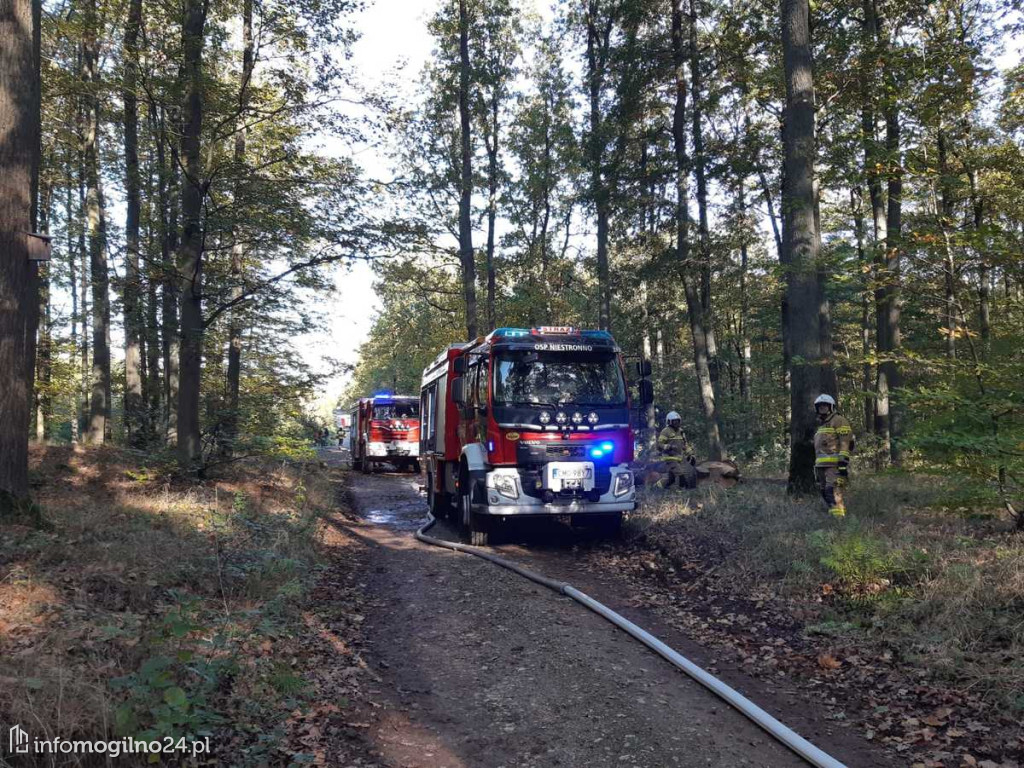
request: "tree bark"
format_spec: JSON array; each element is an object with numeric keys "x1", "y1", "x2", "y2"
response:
[
  {"x1": 876, "y1": 97, "x2": 903, "y2": 462},
  {"x1": 851, "y1": 187, "x2": 874, "y2": 434},
  {"x1": 122, "y1": 0, "x2": 144, "y2": 445},
  {"x1": 738, "y1": 184, "x2": 752, "y2": 405},
  {"x1": 484, "y1": 91, "x2": 499, "y2": 332},
  {"x1": 586, "y1": 0, "x2": 612, "y2": 331},
  {"x1": 225, "y1": 0, "x2": 254, "y2": 449},
  {"x1": 34, "y1": 181, "x2": 51, "y2": 441},
  {"x1": 457, "y1": 0, "x2": 477, "y2": 341},
  {"x1": 84, "y1": 0, "x2": 111, "y2": 445},
  {"x1": 155, "y1": 105, "x2": 179, "y2": 442},
  {"x1": 689, "y1": 0, "x2": 719, "y2": 374},
  {"x1": 66, "y1": 166, "x2": 79, "y2": 443},
  {"x1": 937, "y1": 127, "x2": 957, "y2": 360},
  {"x1": 782, "y1": 0, "x2": 832, "y2": 493},
  {"x1": 672, "y1": 0, "x2": 725, "y2": 461},
  {"x1": 0, "y1": 0, "x2": 41, "y2": 503},
  {"x1": 176, "y1": 0, "x2": 209, "y2": 468}
]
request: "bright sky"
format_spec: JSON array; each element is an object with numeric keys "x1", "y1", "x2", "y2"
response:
[{"x1": 299, "y1": 0, "x2": 437, "y2": 414}]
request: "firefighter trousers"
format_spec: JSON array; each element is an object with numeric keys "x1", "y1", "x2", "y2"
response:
[{"x1": 815, "y1": 466, "x2": 846, "y2": 518}]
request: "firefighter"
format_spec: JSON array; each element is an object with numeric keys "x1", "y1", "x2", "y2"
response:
[
  {"x1": 656, "y1": 411, "x2": 696, "y2": 489},
  {"x1": 813, "y1": 394, "x2": 854, "y2": 518}
]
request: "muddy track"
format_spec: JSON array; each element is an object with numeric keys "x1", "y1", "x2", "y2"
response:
[{"x1": 321, "y1": 448, "x2": 885, "y2": 768}]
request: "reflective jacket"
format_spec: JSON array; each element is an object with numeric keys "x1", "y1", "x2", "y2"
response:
[
  {"x1": 658, "y1": 425, "x2": 691, "y2": 462},
  {"x1": 814, "y1": 413, "x2": 854, "y2": 467}
]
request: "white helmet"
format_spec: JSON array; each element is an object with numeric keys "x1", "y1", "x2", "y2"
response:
[
  {"x1": 665, "y1": 410, "x2": 681, "y2": 423},
  {"x1": 814, "y1": 394, "x2": 836, "y2": 409}
]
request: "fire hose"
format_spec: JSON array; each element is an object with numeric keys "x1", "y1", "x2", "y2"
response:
[{"x1": 415, "y1": 513, "x2": 847, "y2": 768}]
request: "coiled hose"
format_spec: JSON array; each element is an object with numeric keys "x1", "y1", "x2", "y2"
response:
[{"x1": 415, "y1": 513, "x2": 847, "y2": 768}]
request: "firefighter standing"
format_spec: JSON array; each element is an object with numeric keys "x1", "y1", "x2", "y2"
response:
[
  {"x1": 813, "y1": 394, "x2": 854, "y2": 518},
  {"x1": 656, "y1": 411, "x2": 696, "y2": 489}
]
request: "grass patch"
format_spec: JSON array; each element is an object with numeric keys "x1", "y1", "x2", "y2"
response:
[
  {"x1": 631, "y1": 472, "x2": 1024, "y2": 705},
  {"x1": 0, "y1": 444, "x2": 338, "y2": 764}
]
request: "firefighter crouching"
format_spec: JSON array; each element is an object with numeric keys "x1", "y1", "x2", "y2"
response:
[
  {"x1": 656, "y1": 411, "x2": 697, "y2": 489},
  {"x1": 813, "y1": 394, "x2": 854, "y2": 518}
]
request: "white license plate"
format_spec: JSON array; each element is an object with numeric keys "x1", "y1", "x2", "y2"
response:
[{"x1": 545, "y1": 462, "x2": 595, "y2": 492}]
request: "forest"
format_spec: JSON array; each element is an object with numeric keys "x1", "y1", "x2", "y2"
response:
[{"x1": 2, "y1": 0, "x2": 1024, "y2": 763}]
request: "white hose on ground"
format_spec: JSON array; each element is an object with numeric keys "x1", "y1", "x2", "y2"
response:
[{"x1": 415, "y1": 513, "x2": 847, "y2": 768}]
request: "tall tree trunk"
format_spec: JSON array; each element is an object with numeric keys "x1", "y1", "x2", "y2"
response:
[
  {"x1": 586, "y1": 0, "x2": 612, "y2": 331},
  {"x1": 176, "y1": 0, "x2": 209, "y2": 468},
  {"x1": 782, "y1": 0, "x2": 831, "y2": 493},
  {"x1": 84, "y1": 0, "x2": 111, "y2": 445},
  {"x1": 66, "y1": 165, "x2": 79, "y2": 443},
  {"x1": 78, "y1": 161, "x2": 89, "y2": 439},
  {"x1": 155, "y1": 105, "x2": 179, "y2": 442},
  {"x1": 225, "y1": 0, "x2": 253, "y2": 450},
  {"x1": 852, "y1": 187, "x2": 874, "y2": 434},
  {"x1": 122, "y1": 0, "x2": 144, "y2": 445},
  {"x1": 738, "y1": 184, "x2": 752, "y2": 405},
  {"x1": 484, "y1": 92, "x2": 499, "y2": 332},
  {"x1": 35, "y1": 181, "x2": 51, "y2": 441},
  {"x1": 0, "y1": 0, "x2": 41, "y2": 503},
  {"x1": 689, "y1": 0, "x2": 719, "y2": 373},
  {"x1": 937, "y1": 127, "x2": 957, "y2": 360},
  {"x1": 672, "y1": 0, "x2": 725, "y2": 461},
  {"x1": 143, "y1": 117, "x2": 161, "y2": 428},
  {"x1": 877, "y1": 98, "x2": 903, "y2": 462},
  {"x1": 457, "y1": 0, "x2": 477, "y2": 340}
]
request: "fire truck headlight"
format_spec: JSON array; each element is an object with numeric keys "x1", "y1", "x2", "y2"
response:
[
  {"x1": 614, "y1": 470, "x2": 634, "y2": 497},
  {"x1": 539, "y1": 411, "x2": 551, "y2": 425},
  {"x1": 587, "y1": 412, "x2": 599, "y2": 425},
  {"x1": 571, "y1": 412, "x2": 583, "y2": 425},
  {"x1": 555, "y1": 411, "x2": 568, "y2": 425},
  {"x1": 492, "y1": 474, "x2": 519, "y2": 500}
]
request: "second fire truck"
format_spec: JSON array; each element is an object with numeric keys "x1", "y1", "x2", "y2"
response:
[
  {"x1": 420, "y1": 327, "x2": 652, "y2": 544},
  {"x1": 350, "y1": 394, "x2": 421, "y2": 473}
]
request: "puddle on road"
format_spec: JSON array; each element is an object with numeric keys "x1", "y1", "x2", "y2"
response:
[{"x1": 364, "y1": 506, "x2": 424, "y2": 530}]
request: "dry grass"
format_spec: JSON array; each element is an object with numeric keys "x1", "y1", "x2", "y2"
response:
[
  {"x1": 0, "y1": 444, "x2": 336, "y2": 764},
  {"x1": 630, "y1": 473, "x2": 1024, "y2": 707}
]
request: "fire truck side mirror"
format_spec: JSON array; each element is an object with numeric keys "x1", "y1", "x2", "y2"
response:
[
  {"x1": 636, "y1": 359, "x2": 652, "y2": 378},
  {"x1": 639, "y1": 380, "x2": 654, "y2": 406},
  {"x1": 453, "y1": 357, "x2": 467, "y2": 375},
  {"x1": 451, "y1": 377, "x2": 467, "y2": 405}
]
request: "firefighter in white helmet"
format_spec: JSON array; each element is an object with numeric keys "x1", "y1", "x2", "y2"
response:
[
  {"x1": 813, "y1": 394, "x2": 854, "y2": 518},
  {"x1": 656, "y1": 411, "x2": 696, "y2": 489}
]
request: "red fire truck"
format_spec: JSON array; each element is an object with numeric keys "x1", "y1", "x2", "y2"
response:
[
  {"x1": 420, "y1": 327, "x2": 653, "y2": 544},
  {"x1": 350, "y1": 395, "x2": 421, "y2": 473}
]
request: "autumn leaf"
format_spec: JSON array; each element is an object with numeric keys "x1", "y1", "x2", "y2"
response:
[{"x1": 817, "y1": 653, "x2": 841, "y2": 670}]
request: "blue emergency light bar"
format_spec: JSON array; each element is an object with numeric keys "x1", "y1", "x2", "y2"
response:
[{"x1": 490, "y1": 327, "x2": 615, "y2": 342}]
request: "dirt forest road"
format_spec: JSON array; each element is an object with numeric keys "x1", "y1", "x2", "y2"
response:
[{"x1": 321, "y1": 447, "x2": 885, "y2": 768}]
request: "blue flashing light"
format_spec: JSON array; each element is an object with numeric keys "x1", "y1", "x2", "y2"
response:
[
  {"x1": 589, "y1": 448, "x2": 605, "y2": 459},
  {"x1": 600, "y1": 441, "x2": 614, "y2": 452},
  {"x1": 580, "y1": 330, "x2": 615, "y2": 341},
  {"x1": 488, "y1": 440, "x2": 495, "y2": 452},
  {"x1": 491, "y1": 327, "x2": 531, "y2": 338}
]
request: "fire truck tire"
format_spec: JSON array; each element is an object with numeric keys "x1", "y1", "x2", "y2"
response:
[
  {"x1": 352, "y1": 457, "x2": 362, "y2": 471},
  {"x1": 412, "y1": 460, "x2": 421, "y2": 474},
  {"x1": 361, "y1": 457, "x2": 371, "y2": 474},
  {"x1": 596, "y1": 513, "x2": 623, "y2": 539}
]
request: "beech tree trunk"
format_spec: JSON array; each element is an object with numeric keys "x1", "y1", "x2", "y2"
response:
[
  {"x1": 122, "y1": 0, "x2": 144, "y2": 444},
  {"x1": 689, "y1": 0, "x2": 719, "y2": 373},
  {"x1": 781, "y1": 0, "x2": 832, "y2": 493},
  {"x1": 66, "y1": 170, "x2": 79, "y2": 443},
  {"x1": 0, "y1": 0, "x2": 41, "y2": 504},
  {"x1": 484, "y1": 92, "x2": 499, "y2": 332},
  {"x1": 176, "y1": 0, "x2": 209, "y2": 468},
  {"x1": 155, "y1": 105, "x2": 179, "y2": 442},
  {"x1": 225, "y1": 0, "x2": 254, "y2": 449},
  {"x1": 457, "y1": 0, "x2": 477, "y2": 341},
  {"x1": 84, "y1": 0, "x2": 111, "y2": 445},
  {"x1": 672, "y1": 0, "x2": 725, "y2": 461},
  {"x1": 852, "y1": 187, "x2": 874, "y2": 434},
  {"x1": 586, "y1": 0, "x2": 612, "y2": 331},
  {"x1": 35, "y1": 182, "x2": 51, "y2": 441}
]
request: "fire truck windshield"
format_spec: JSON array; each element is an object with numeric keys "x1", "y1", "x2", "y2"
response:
[
  {"x1": 373, "y1": 403, "x2": 418, "y2": 419},
  {"x1": 492, "y1": 351, "x2": 626, "y2": 407}
]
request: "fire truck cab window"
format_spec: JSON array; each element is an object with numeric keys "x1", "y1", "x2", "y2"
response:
[
  {"x1": 493, "y1": 351, "x2": 626, "y2": 406},
  {"x1": 373, "y1": 403, "x2": 418, "y2": 419},
  {"x1": 475, "y1": 359, "x2": 489, "y2": 407}
]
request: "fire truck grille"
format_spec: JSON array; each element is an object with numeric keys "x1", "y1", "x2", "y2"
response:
[{"x1": 545, "y1": 445, "x2": 586, "y2": 458}]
